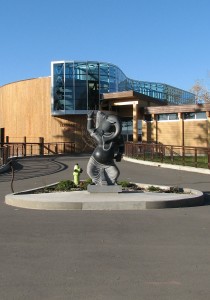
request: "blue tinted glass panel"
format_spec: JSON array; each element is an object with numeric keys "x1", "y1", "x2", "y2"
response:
[
  {"x1": 51, "y1": 61, "x2": 196, "y2": 115},
  {"x1": 54, "y1": 63, "x2": 64, "y2": 75},
  {"x1": 75, "y1": 80, "x2": 87, "y2": 110},
  {"x1": 53, "y1": 62, "x2": 65, "y2": 110},
  {"x1": 158, "y1": 114, "x2": 168, "y2": 121},
  {"x1": 88, "y1": 63, "x2": 99, "y2": 110},
  {"x1": 169, "y1": 113, "x2": 178, "y2": 120},
  {"x1": 196, "y1": 112, "x2": 207, "y2": 119},
  {"x1": 65, "y1": 63, "x2": 74, "y2": 110}
]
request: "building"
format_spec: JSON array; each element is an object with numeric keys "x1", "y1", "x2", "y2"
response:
[{"x1": 0, "y1": 61, "x2": 210, "y2": 153}]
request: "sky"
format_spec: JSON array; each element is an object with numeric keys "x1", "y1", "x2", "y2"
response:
[{"x1": 0, "y1": 0, "x2": 210, "y2": 92}]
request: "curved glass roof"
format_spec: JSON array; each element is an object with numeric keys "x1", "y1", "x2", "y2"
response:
[{"x1": 51, "y1": 61, "x2": 195, "y2": 115}]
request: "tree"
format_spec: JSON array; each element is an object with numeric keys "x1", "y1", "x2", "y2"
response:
[{"x1": 190, "y1": 79, "x2": 210, "y2": 104}]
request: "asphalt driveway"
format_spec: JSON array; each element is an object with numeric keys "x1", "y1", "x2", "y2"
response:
[{"x1": 0, "y1": 156, "x2": 210, "y2": 300}]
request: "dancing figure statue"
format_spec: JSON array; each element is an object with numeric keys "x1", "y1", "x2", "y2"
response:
[{"x1": 87, "y1": 111, "x2": 124, "y2": 186}]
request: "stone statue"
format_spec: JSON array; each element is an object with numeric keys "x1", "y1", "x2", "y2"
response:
[{"x1": 87, "y1": 111, "x2": 124, "y2": 186}]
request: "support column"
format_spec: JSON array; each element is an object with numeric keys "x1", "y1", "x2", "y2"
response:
[
  {"x1": 178, "y1": 112, "x2": 184, "y2": 147},
  {"x1": 207, "y1": 111, "x2": 210, "y2": 147},
  {"x1": 154, "y1": 114, "x2": 158, "y2": 143},
  {"x1": 133, "y1": 101, "x2": 139, "y2": 142}
]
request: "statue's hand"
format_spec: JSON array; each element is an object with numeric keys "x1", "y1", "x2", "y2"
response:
[{"x1": 87, "y1": 111, "x2": 94, "y2": 119}]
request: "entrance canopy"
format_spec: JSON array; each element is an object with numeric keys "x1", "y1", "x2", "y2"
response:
[
  {"x1": 101, "y1": 90, "x2": 167, "y2": 107},
  {"x1": 101, "y1": 90, "x2": 166, "y2": 142}
]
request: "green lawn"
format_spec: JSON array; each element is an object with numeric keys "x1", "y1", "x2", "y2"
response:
[{"x1": 134, "y1": 154, "x2": 209, "y2": 169}]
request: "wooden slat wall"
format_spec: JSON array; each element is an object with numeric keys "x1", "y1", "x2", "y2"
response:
[
  {"x1": 184, "y1": 120, "x2": 208, "y2": 147},
  {"x1": 0, "y1": 78, "x2": 94, "y2": 152},
  {"x1": 156, "y1": 122, "x2": 181, "y2": 146},
  {"x1": 142, "y1": 119, "x2": 209, "y2": 147}
]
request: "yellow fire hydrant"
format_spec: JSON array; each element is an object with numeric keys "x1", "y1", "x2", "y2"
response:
[{"x1": 73, "y1": 163, "x2": 82, "y2": 186}]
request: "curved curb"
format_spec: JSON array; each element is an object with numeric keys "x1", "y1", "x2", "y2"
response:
[
  {"x1": 123, "y1": 157, "x2": 210, "y2": 175},
  {"x1": 5, "y1": 184, "x2": 204, "y2": 210}
]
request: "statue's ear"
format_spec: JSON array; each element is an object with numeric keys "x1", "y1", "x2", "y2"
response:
[{"x1": 103, "y1": 115, "x2": 121, "y2": 142}]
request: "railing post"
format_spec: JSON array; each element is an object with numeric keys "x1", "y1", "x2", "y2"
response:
[
  {"x1": 208, "y1": 149, "x2": 210, "y2": 169},
  {"x1": 39, "y1": 137, "x2": 44, "y2": 155},
  {"x1": 170, "y1": 146, "x2": 174, "y2": 163},
  {"x1": 3, "y1": 146, "x2": 9, "y2": 164},
  {"x1": 143, "y1": 144, "x2": 146, "y2": 160},
  {"x1": 182, "y1": 146, "x2": 185, "y2": 166},
  {"x1": 23, "y1": 136, "x2": 26, "y2": 156},
  {"x1": 161, "y1": 145, "x2": 164, "y2": 163},
  {"x1": 194, "y1": 148, "x2": 197, "y2": 168},
  {"x1": 151, "y1": 144, "x2": 154, "y2": 161}
]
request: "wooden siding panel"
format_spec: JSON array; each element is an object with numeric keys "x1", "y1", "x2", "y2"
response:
[
  {"x1": 184, "y1": 120, "x2": 208, "y2": 147},
  {"x1": 157, "y1": 121, "x2": 181, "y2": 146},
  {"x1": 0, "y1": 78, "x2": 95, "y2": 152}
]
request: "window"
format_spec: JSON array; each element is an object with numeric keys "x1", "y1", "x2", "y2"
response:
[
  {"x1": 169, "y1": 113, "x2": 179, "y2": 120},
  {"x1": 158, "y1": 113, "x2": 178, "y2": 121},
  {"x1": 195, "y1": 112, "x2": 207, "y2": 119},
  {"x1": 183, "y1": 112, "x2": 195, "y2": 119},
  {"x1": 184, "y1": 112, "x2": 207, "y2": 120}
]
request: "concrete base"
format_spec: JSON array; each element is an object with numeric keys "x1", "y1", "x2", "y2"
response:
[
  {"x1": 87, "y1": 184, "x2": 122, "y2": 193},
  {"x1": 5, "y1": 184, "x2": 204, "y2": 210}
]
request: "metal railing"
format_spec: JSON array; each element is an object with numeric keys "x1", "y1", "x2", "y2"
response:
[
  {"x1": 0, "y1": 142, "x2": 75, "y2": 165},
  {"x1": 124, "y1": 142, "x2": 210, "y2": 169},
  {"x1": 0, "y1": 146, "x2": 8, "y2": 166}
]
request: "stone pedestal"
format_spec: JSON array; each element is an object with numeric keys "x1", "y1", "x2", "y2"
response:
[{"x1": 87, "y1": 184, "x2": 122, "y2": 193}]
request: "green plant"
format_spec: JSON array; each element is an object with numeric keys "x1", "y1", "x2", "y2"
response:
[
  {"x1": 55, "y1": 180, "x2": 76, "y2": 191},
  {"x1": 118, "y1": 181, "x2": 137, "y2": 188},
  {"x1": 79, "y1": 178, "x2": 92, "y2": 190},
  {"x1": 169, "y1": 186, "x2": 183, "y2": 193},
  {"x1": 147, "y1": 185, "x2": 162, "y2": 192}
]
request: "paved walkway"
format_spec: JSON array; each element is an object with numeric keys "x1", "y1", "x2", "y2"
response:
[{"x1": 1, "y1": 155, "x2": 210, "y2": 299}]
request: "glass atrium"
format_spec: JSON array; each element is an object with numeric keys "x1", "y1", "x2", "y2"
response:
[{"x1": 51, "y1": 61, "x2": 195, "y2": 115}]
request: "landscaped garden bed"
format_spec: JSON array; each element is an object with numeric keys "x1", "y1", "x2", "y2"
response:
[{"x1": 29, "y1": 180, "x2": 188, "y2": 194}]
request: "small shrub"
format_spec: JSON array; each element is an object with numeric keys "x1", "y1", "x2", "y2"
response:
[
  {"x1": 43, "y1": 186, "x2": 56, "y2": 193},
  {"x1": 79, "y1": 178, "x2": 92, "y2": 190},
  {"x1": 55, "y1": 180, "x2": 76, "y2": 191},
  {"x1": 169, "y1": 186, "x2": 183, "y2": 193},
  {"x1": 118, "y1": 181, "x2": 137, "y2": 188},
  {"x1": 147, "y1": 185, "x2": 162, "y2": 192}
]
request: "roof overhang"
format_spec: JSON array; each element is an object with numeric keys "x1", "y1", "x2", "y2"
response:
[
  {"x1": 144, "y1": 103, "x2": 210, "y2": 114},
  {"x1": 101, "y1": 90, "x2": 167, "y2": 106}
]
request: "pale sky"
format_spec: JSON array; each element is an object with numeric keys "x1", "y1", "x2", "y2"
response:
[{"x1": 0, "y1": 0, "x2": 210, "y2": 91}]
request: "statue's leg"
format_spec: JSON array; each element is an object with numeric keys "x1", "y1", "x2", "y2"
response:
[
  {"x1": 87, "y1": 156, "x2": 101, "y2": 185},
  {"x1": 99, "y1": 167, "x2": 108, "y2": 185},
  {"x1": 104, "y1": 163, "x2": 120, "y2": 185}
]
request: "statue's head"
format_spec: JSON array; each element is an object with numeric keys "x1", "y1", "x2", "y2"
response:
[{"x1": 96, "y1": 111, "x2": 121, "y2": 134}]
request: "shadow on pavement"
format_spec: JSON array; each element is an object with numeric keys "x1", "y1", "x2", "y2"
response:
[
  {"x1": 0, "y1": 157, "x2": 68, "y2": 182},
  {"x1": 203, "y1": 192, "x2": 210, "y2": 206}
]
